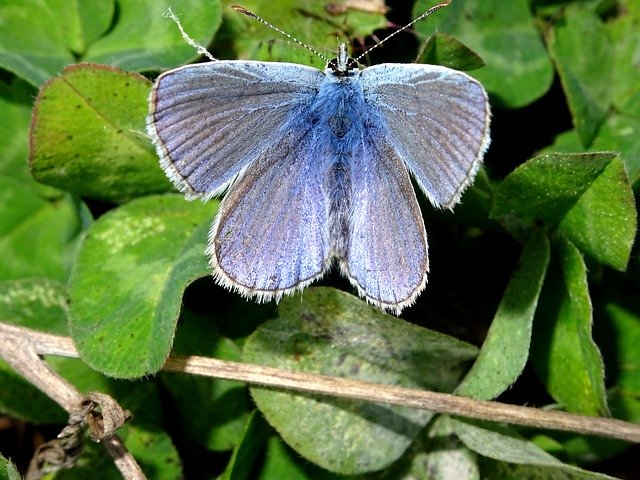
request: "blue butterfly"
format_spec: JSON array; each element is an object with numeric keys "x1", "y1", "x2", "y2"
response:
[{"x1": 147, "y1": 7, "x2": 491, "y2": 314}]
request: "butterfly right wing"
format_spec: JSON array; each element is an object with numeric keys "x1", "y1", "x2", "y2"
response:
[
  {"x1": 147, "y1": 61, "x2": 325, "y2": 199},
  {"x1": 360, "y1": 64, "x2": 491, "y2": 209}
]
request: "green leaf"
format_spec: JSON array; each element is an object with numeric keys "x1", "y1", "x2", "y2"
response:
[
  {"x1": 221, "y1": 411, "x2": 271, "y2": 480},
  {"x1": 414, "y1": 0, "x2": 553, "y2": 108},
  {"x1": 604, "y1": 303, "x2": 640, "y2": 397},
  {"x1": 0, "y1": 278, "x2": 70, "y2": 423},
  {"x1": 456, "y1": 229, "x2": 550, "y2": 400},
  {"x1": 85, "y1": 0, "x2": 222, "y2": 71},
  {"x1": 592, "y1": 96, "x2": 640, "y2": 188},
  {"x1": 453, "y1": 419, "x2": 617, "y2": 479},
  {"x1": 548, "y1": 6, "x2": 613, "y2": 146},
  {"x1": 220, "y1": 0, "x2": 387, "y2": 70},
  {"x1": 0, "y1": 454, "x2": 20, "y2": 480},
  {"x1": 161, "y1": 312, "x2": 250, "y2": 452},
  {"x1": 257, "y1": 436, "x2": 341, "y2": 480},
  {"x1": 490, "y1": 152, "x2": 617, "y2": 227},
  {"x1": 29, "y1": 64, "x2": 171, "y2": 202},
  {"x1": 0, "y1": 0, "x2": 112, "y2": 86},
  {"x1": 57, "y1": 0, "x2": 114, "y2": 54},
  {"x1": 119, "y1": 425, "x2": 183, "y2": 480},
  {"x1": 417, "y1": 33, "x2": 486, "y2": 71},
  {"x1": 558, "y1": 157, "x2": 636, "y2": 271},
  {"x1": 0, "y1": 0, "x2": 222, "y2": 86},
  {"x1": 531, "y1": 237, "x2": 608, "y2": 416},
  {"x1": 0, "y1": 278, "x2": 68, "y2": 333},
  {"x1": 69, "y1": 195, "x2": 218, "y2": 378},
  {"x1": 544, "y1": 98, "x2": 640, "y2": 189},
  {"x1": 0, "y1": 78, "x2": 36, "y2": 183},
  {"x1": 244, "y1": 287, "x2": 478, "y2": 475},
  {"x1": 0, "y1": 177, "x2": 88, "y2": 281},
  {"x1": 415, "y1": 416, "x2": 480, "y2": 480},
  {"x1": 604, "y1": 0, "x2": 640, "y2": 111}
]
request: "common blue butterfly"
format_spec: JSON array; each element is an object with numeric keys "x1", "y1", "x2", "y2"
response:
[{"x1": 147, "y1": 3, "x2": 491, "y2": 314}]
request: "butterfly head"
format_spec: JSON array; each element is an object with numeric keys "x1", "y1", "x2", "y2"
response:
[{"x1": 327, "y1": 43, "x2": 359, "y2": 77}]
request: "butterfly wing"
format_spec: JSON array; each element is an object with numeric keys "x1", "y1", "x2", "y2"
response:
[
  {"x1": 209, "y1": 125, "x2": 331, "y2": 302},
  {"x1": 147, "y1": 61, "x2": 325, "y2": 199},
  {"x1": 360, "y1": 64, "x2": 491, "y2": 209},
  {"x1": 343, "y1": 135, "x2": 429, "y2": 314}
]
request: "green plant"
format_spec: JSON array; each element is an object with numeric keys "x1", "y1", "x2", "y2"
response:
[{"x1": 0, "y1": 0, "x2": 638, "y2": 478}]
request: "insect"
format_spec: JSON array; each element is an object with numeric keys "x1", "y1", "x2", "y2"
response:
[{"x1": 146, "y1": 2, "x2": 491, "y2": 314}]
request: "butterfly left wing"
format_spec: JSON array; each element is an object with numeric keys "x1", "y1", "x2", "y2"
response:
[
  {"x1": 342, "y1": 135, "x2": 429, "y2": 314},
  {"x1": 209, "y1": 126, "x2": 331, "y2": 302},
  {"x1": 147, "y1": 61, "x2": 324, "y2": 199}
]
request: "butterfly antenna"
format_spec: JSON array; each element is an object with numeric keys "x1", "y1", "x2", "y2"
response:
[
  {"x1": 163, "y1": 7, "x2": 216, "y2": 61},
  {"x1": 355, "y1": 0, "x2": 451, "y2": 62},
  {"x1": 231, "y1": 5, "x2": 329, "y2": 62}
]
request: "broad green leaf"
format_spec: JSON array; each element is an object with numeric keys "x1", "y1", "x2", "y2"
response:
[
  {"x1": 244, "y1": 287, "x2": 478, "y2": 475},
  {"x1": 605, "y1": 0, "x2": 640, "y2": 110},
  {"x1": 545, "y1": 99, "x2": 640, "y2": 189},
  {"x1": 0, "y1": 0, "x2": 222, "y2": 86},
  {"x1": 119, "y1": 425, "x2": 182, "y2": 480},
  {"x1": 592, "y1": 96, "x2": 640, "y2": 188},
  {"x1": 258, "y1": 436, "x2": 341, "y2": 480},
  {"x1": 478, "y1": 456, "x2": 618, "y2": 479},
  {"x1": 29, "y1": 64, "x2": 171, "y2": 201},
  {"x1": 417, "y1": 33, "x2": 486, "y2": 71},
  {"x1": 453, "y1": 419, "x2": 562, "y2": 465},
  {"x1": 56, "y1": 0, "x2": 114, "y2": 54},
  {"x1": 221, "y1": 411, "x2": 271, "y2": 480},
  {"x1": 604, "y1": 303, "x2": 640, "y2": 397},
  {"x1": 220, "y1": 0, "x2": 387, "y2": 69},
  {"x1": 161, "y1": 312, "x2": 250, "y2": 452},
  {"x1": 0, "y1": 177, "x2": 88, "y2": 281},
  {"x1": 69, "y1": 195, "x2": 218, "y2": 378},
  {"x1": 490, "y1": 152, "x2": 616, "y2": 227},
  {"x1": 0, "y1": 455, "x2": 20, "y2": 480},
  {"x1": 531, "y1": 237, "x2": 608, "y2": 416},
  {"x1": 0, "y1": 78, "x2": 36, "y2": 183},
  {"x1": 456, "y1": 229, "x2": 550, "y2": 400},
  {"x1": 85, "y1": 0, "x2": 222, "y2": 71},
  {"x1": 414, "y1": 416, "x2": 479, "y2": 480},
  {"x1": 558, "y1": 157, "x2": 636, "y2": 271},
  {"x1": 0, "y1": 278, "x2": 68, "y2": 333},
  {"x1": 0, "y1": 0, "x2": 113, "y2": 86},
  {"x1": 414, "y1": 0, "x2": 553, "y2": 108},
  {"x1": 0, "y1": 278, "x2": 69, "y2": 423},
  {"x1": 548, "y1": 6, "x2": 613, "y2": 146},
  {"x1": 453, "y1": 419, "x2": 617, "y2": 479}
]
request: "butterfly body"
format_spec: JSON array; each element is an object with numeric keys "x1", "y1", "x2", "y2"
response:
[{"x1": 147, "y1": 46, "x2": 490, "y2": 314}]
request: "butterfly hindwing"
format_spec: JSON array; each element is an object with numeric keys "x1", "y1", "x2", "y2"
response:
[
  {"x1": 343, "y1": 135, "x2": 429, "y2": 314},
  {"x1": 209, "y1": 127, "x2": 332, "y2": 302}
]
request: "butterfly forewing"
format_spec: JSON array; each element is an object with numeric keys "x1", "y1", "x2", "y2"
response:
[
  {"x1": 361, "y1": 64, "x2": 491, "y2": 209},
  {"x1": 148, "y1": 62, "x2": 324, "y2": 199}
]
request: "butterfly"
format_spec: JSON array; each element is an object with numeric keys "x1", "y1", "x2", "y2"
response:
[{"x1": 146, "y1": 5, "x2": 491, "y2": 314}]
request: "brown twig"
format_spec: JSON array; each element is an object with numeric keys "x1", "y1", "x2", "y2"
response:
[
  {"x1": 2, "y1": 322, "x2": 639, "y2": 445},
  {"x1": 0, "y1": 324, "x2": 147, "y2": 480}
]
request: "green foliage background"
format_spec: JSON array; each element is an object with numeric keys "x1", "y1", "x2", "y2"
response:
[{"x1": 0, "y1": 0, "x2": 638, "y2": 478}]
